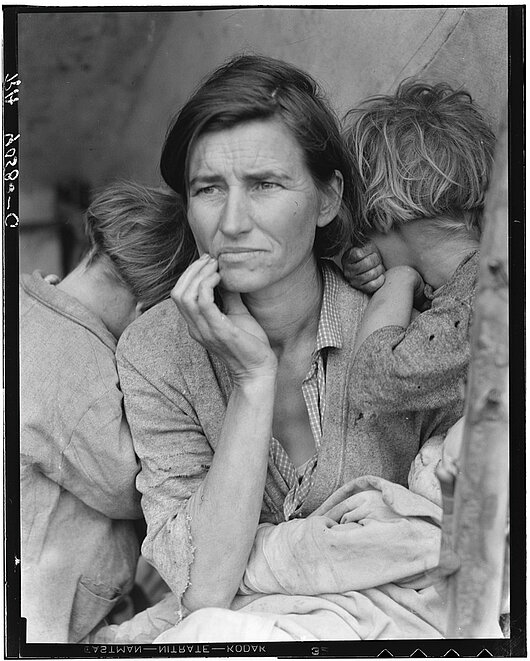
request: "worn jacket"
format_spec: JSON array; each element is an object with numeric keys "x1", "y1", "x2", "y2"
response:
[
  {"x1": 20, "y1": 272, "x2": 142, "y2": 642},
  {"x1": 116, "y1": 261, "x2": 460, "y2": 608}
]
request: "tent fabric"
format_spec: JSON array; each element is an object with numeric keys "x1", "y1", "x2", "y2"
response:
[{"x1": 18, "y1": 8, "x2": 508, "y2": 190}]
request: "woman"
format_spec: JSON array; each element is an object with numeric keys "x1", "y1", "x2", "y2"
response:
[
  {"x1": 115, "y1": 56, "x2": 460, "y2": 639},
  {"x1": 20, "y1": 182, "x2": 191, "y2": 642}
]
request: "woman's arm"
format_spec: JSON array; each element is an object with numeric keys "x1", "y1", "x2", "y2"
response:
[
  {"x1": 183, "y1": 374, "x2": 275, "y2": 611},
  {"x1": 170, "y1": 255, "x2": 278, "y2": 612},
  {"x1": 118, "y1": 337, "x2": 275, "y2": 614},
  {"x1": 119, "y1": 254, "x2": 278, "y2": 613}
]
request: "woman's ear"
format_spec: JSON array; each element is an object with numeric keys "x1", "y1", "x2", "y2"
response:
[{"x1": 317, "y1": 170, "x2": 344, "y2": 228}]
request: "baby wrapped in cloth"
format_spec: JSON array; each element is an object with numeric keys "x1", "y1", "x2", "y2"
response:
[{"x1": 97, "y1": 419, "x2": 502, "y2": 642}]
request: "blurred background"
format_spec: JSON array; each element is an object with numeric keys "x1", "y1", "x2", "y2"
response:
[{"x1": 18, "y1": 6, "x2": 508, "y2": 277}]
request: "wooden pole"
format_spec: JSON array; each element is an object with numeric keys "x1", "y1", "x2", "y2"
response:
[{"x1": 445, "y1": 114, "x2": 510, "y2": 637}]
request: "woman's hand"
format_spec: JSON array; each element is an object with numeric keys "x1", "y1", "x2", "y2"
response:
[
  {"x1": 342, "y1": 241, "x2": 386, "y2": 294},
  {"x1": 171, "y1": 254, "x2": 277, "y2": 383},
  {"x1": 170, "y1": 253, "x2": 277, "y2": 611}
]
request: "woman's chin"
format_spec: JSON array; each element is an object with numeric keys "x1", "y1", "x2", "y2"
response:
[
  {"x1": 221, "y1": 276, "x2": 272, "y2": 294},
  {"x1": 218, "y1": 266, "x2": 266, "y2": 294},
  {"x1": 219, "y1": 277, "x2": 260, "y2": 294}
]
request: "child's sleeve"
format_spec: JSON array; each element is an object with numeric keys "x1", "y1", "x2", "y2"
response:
[{"x1": 352, "y1": 290, "x2": 473, "y2": 412}]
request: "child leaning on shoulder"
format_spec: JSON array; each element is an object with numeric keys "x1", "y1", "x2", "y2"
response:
[
  {"x1": 341, "y1": 80, "x2": 495, "y2": 425},
  {"x1": 20, "y1": 181, "x2": 193, "y2": 643}
]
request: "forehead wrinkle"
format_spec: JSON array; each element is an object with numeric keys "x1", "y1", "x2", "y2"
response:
[{"x1": 189, "y1": 121, "x2": 306, "y2": 183}]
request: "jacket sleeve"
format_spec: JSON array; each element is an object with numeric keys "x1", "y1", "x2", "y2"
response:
[
  {"x1": 36, "y1": 388, "x2": 143, "y2": 520},
  {"x1": 351, "y1": 290, "x2": 473, "y2": 413},
  {"x1": 116, "y1": 348, "x2": 213, "y2": 604}
]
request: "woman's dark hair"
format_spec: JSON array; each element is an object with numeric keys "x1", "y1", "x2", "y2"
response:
[{"x1": 161, "y1": 54, "x2": 359, "y2": 257}]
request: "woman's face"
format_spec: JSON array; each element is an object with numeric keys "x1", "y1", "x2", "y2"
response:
[{"x1": 186, "y1": 118, "x2": 336, "y2": 294}]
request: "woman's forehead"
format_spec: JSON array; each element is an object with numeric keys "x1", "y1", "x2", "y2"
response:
[{"x1": 188, "y1": 118, "x2": 307, "y2": 178}]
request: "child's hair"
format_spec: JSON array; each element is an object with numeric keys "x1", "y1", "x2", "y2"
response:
[
  {"x1": 85, "y1": 181, "x2": 197, "y2": 310},
  {"x1": 344, "y1": 80, "x2": 496, "y2": 242}
]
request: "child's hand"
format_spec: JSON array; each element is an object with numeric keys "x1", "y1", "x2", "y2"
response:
[{"x1": 342, "y1": 241, "x2": 385, "y2": 294}]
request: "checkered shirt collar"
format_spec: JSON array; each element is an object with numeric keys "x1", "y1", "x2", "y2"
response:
[{"x1": 314, "y1": 260, "x2": 342, "y2": 354}]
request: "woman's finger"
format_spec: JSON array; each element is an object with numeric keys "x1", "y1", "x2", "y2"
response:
[
  {"x1": 173, "y1": 257, "x2": 218, "y2": 309},
  {"x1": 171, "y1": 258, "x2": 220, "y2": 342},
  {"x1": 186, "y1": 262, "x2": 243, "y2": 345},
  {"x1": 171, "y1": 253, "x2": 213, "y2": 299},
  {"x1": 198, "y1": 287, "x2": 252, "y2": 340},
  {"x1": 197, "y1": 271, "x2": 222, "y2": 308}
]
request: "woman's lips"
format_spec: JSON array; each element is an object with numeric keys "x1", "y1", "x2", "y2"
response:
[{"x1": 217, "y1": 249, "x2": 263, "y2": 262}]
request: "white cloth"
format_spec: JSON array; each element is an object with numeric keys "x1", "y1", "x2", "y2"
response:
[{"x1": 97, "y1": 435, "x2": 503, "y2": 642}]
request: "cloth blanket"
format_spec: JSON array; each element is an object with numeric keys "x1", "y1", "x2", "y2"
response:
[
  {"x1": 152, "y1": 476, "x2": 449, "y2": 642},
  {"x1": 96, "y1": 471, "x2": 503, "y2": 643}
]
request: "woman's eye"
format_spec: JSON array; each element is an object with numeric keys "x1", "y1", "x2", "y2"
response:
[
  {"x1": 195, "y1": 186, "x2": 218, "y2": 196},
  {"x1": 257, "y1": 181, "x2": 279, "y2": 191}
]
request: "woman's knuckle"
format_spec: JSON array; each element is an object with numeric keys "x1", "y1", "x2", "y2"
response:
[{"x1": 182, "y1": 290, "x2": 197, "y2": 306}]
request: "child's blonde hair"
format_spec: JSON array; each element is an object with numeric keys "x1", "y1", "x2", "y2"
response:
[
  {"x1": 85, "y1": 181, "x2": 197, "y2": 309},
  {"x1": 344, "y1": 80, "x2": 496, "y2": 243}
]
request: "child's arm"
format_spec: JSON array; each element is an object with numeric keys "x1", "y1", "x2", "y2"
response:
[
  {"x1": 352, "y1": 288, "x2": 473, "y2": 413},
  {"x1": 353, "y1": 266, "x2": 424, "y2": 356},
  {"x1": 345, "y1": 241, "x2": 477, "y2": 413}
]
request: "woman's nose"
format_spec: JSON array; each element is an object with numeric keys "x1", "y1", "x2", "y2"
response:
[{"x1": 218, "y1": 188, "x2": 252, "y2": 237}]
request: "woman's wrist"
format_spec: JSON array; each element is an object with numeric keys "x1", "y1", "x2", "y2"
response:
[{"x1": 233, "y1": 366, "x2": 278, "y2": 395}]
